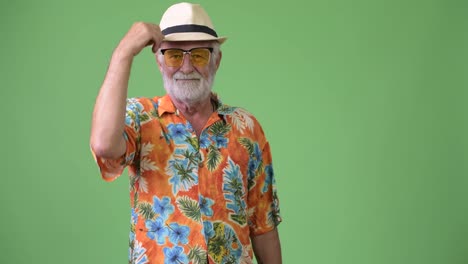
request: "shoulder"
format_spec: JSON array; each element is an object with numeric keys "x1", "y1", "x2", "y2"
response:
[
  {"x1": 124, "y1": 96, "x2": 163, "y2": 128},
  {"x1": 219, "y1": 104, "x2": 258, "y2": 121},
  {"x1": 218, "y1": 104, "x2": 266, "y2": 138},
  {"x1": 126, "y1": 96, "x2": 162, "y2": 113}
]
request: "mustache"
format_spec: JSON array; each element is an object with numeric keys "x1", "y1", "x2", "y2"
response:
[{"x1": 173, "y1": 72, "x2": 203, "y2": 80}]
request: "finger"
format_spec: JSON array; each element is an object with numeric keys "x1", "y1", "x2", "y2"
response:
[
  {"x1": 150, "y1": 30, "x2": 163, "y2": 53},
  {"x1": 151, "y1": 35, "x2": 162, "y2": 53},
  {"x1": 145, "y1": 39, "x2": 154, "y2": 47},
  {"x1": 150, "y1": 24, "x2": 163, "y2": 41}
]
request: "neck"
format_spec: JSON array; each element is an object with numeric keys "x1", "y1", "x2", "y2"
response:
[
  {"x1": 171, "y1": 95, "x2": 213, "y2": 118},
  {"x1": 170, "y1": 95, "x2": 215, "y2": 137}
]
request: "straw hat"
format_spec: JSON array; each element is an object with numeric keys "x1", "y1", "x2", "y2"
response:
[{"x1": 160, "y1": 2, "x2": 227, "y2": 44}]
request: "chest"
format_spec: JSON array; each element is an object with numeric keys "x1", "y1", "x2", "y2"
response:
[{"x1": 137, "y1": 117, "x2": 263, "y2": 191}]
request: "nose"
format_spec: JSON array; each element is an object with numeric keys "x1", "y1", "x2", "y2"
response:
[{"x1": 179, "y1": 53, "x2": 194, "y2": 74}]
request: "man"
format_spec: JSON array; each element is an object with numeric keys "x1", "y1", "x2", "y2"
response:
[{"x1": 90, "y1": 2, "x2": 282, "y2": 264}]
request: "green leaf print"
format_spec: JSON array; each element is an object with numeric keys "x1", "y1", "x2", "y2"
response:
[
  {"x1": 137, "y1": 201, "x2": 156, "y2": 220},
  {"x1": 183, "y1": 149, "x2": 200, "y2": 165},
  {"x1": 209, "y1": 121, "x2": 231, "y2": 136},
  {"x1": 208, "y1": 222, "x2": 242, "y2": 263},
  {"x1": 139, "y1": 112, "x2": 150, "y2": 123},
  {"x1": 185, "y1": 136, "x2": 199, "y2": 150},
  {"x1": 188, "y1": 245, "x2": 207, "y2": 264},
  {"x1": 207, "y1": 145, "x2": 222, "y2": 171},
  {"x1": 176, "y1": 196, "x2": 201, "y2": 222},
  {"x1": 225, "y1": 255, "x2": 238, "y2": 264},
  {"x1": 238, "y1": 137, "x2": 254, "y2": 156},
  {"x1": 130, "y1": 176, "x2": 137, "y2": 191},
  {"x1": 173, "y1": 162, "x2": 196, "y2": 183},
  {"x1": 230, "y1": 214, "x2": 247, "y2": 226},
  {"x1": 150, "y1": 108, "x2": 158, "y2": 118},
  {"x1": 217, "y1": 105, "x2": 235, "y2": 114}
]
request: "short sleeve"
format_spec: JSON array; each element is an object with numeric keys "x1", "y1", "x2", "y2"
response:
[
  {"x1": 91, "y1": 98, "x2": 143, "y2": 182},
  {"x1": 248, "y1": 141, "x2": 282, "y2": 236}
]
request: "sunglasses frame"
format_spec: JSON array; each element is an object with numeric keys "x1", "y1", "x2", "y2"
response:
[{"x1": 160, "y1": 47, "x2": 214, "y2": 67}]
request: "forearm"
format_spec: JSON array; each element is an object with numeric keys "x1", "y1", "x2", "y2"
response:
[
  {"x1": 90, "y1": 48, "x2": 133, "y2": 159},
  {"x1": 251, "y1": 228, "x2": 282, "y2": 264}
]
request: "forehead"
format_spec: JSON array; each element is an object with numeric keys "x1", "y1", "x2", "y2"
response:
[{"x1": 160, "y1": 40, "x2": 217, "y2": 50}]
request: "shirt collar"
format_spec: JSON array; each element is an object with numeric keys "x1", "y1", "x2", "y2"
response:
[
  {"x1": 156, "y1": 94, "x2": 177, "y2": 116},
  {"x1": 156, "y1": 93, "x2": 226, "y2": 117}
]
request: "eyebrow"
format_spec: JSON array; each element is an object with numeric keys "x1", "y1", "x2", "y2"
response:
[{"x1": 160, "y1": 47, "x2": 213, "y2": 52}]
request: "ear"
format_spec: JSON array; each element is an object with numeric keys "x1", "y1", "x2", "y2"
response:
[
  {"x1": 215, "y1": 50, "x2": 222, "y2": 70},
  {"x1": 156, "y1": 53, "x2": 164, "y2": 72}
]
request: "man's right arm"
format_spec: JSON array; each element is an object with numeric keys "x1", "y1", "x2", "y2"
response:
[{"x1": 90, "y1": 22, "x2": 163, "y2": 159}]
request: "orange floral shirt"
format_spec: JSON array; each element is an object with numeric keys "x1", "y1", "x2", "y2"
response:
[{"x1": 92, "y1": 94, "x2": 281, "y2": 264}]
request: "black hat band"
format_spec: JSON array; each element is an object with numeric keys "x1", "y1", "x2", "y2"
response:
[{"x1": 162, "y1": 24, "x2": 218, "y2": 37}]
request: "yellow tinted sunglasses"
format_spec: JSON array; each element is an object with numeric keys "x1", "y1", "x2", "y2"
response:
[{"x1": 160, "y1": 47, "x2": 213, "y2": 67}]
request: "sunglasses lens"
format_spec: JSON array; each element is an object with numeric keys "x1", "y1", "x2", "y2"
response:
[
  {"x1": 163, "y1": 49, "x2": 184, "y2": 67},
  {"x1": 162, "y1": 48, "x2": 212, "y2": 67},
  {"x1": 190, "y1": 48, "x2": 211, "y2": 66}
]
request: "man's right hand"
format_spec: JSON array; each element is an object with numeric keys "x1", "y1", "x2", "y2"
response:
[
  {"x1": 115, "y1": 22, "x2": 164, "y2": 58},
  {"x1": 91, "y1": 22, "x2": 164, "y2": 160}
]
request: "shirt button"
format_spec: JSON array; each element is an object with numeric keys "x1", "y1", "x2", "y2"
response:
[{"x1": 198, "y1": 162, "x2": 204, "y2": 168}]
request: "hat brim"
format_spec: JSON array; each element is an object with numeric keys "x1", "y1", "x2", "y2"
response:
[{"x1": 163, "y1": 32, "x2": 227, "y2": 44}]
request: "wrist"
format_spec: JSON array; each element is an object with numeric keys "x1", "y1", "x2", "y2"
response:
[
  {"x1": 113, "y1": 45, "x2": 135, "y2": 62},
  {"x1": 112, "y1": 45, "x2": 135, "y2": 61}
]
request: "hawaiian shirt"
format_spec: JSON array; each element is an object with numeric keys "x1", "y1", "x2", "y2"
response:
[{"x1": 92, "y1": 94, "x2": 281, "y2": 264}]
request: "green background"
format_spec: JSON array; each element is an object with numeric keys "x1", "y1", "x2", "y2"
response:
[{"x1": 1, "y1": 0, "x2": 467, "y2": 263}]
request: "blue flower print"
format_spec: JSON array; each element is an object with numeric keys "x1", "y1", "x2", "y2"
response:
[
  {"x1": 211, "y1": 135, "x2": 228, "y2": 148},
  {"x1": 125, "y1": 114, "x2": 133, "y2": 126},
  {"x1": 247, "y1": 159, "x2": 258, "y2": 178},
  {"x1": 199, "y1": 195, "x2": 214, "y2": 216},
  {"x1": 163, "y1": 245, "x2": 189, "y2": 264},
  {"x1": 199, "y1": 132, "x2": 211, "y2": 149},
  {"x1": 124, "y1": 151, "x2": 135, "y2": 165},
  {"x1": 129, "y1": 231, "x2": 135, "y2": 244},
  {"x1": 263, "y1": 165, "x2": 274, "y2": 193},
  {"x1": 246, "y1": 143, "x2": 262, "y2": 180},
  {"x1": 153, "y1": 196, "x2": 175, "y2": 220},
  {"x1": 168, "y1": 158, "x2": 198, "y2": 194},
  {"x1": 151, "y1": 100, "x2": 159, "y2": 113},
  {"x1": 125, "y1": 99, "x2": 144, "y2": 125},
  {"x1": 253, "y1": 143, "x2": 262, "y2": 161},
  {"x1": 203, "y1": 221, "x2": 215, "y2": 240},
  {"x1": 168, "y1": 223, "x2": 190, "y2": 245},
  {"x1": 185, "y1": 122, "x2": 194, "y2": 132},
  {"x1": 167, "y1": 123, "x2": 189, "y2": 142},
  {"x1": 146, "y1": 217, "x2": 169, "y2": 245},
  {"x1": 131, "y1": 208, "x2": 138, "y2": 225},
  {"x1": 127, "y1": 98, "x2": 144, "y2": 111}
]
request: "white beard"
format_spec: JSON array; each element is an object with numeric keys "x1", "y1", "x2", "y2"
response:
[{"x1": 163, "y1": 71, "x2": 213, "y2": 105}]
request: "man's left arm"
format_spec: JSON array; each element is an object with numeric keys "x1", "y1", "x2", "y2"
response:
[{"x1": 251, "y1": 228, "x2": 282, "y2": 264}]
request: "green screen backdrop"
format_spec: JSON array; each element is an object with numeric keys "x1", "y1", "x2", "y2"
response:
[{"x1": 1, "y1": 0, "x2": 467, "y2": 263}]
